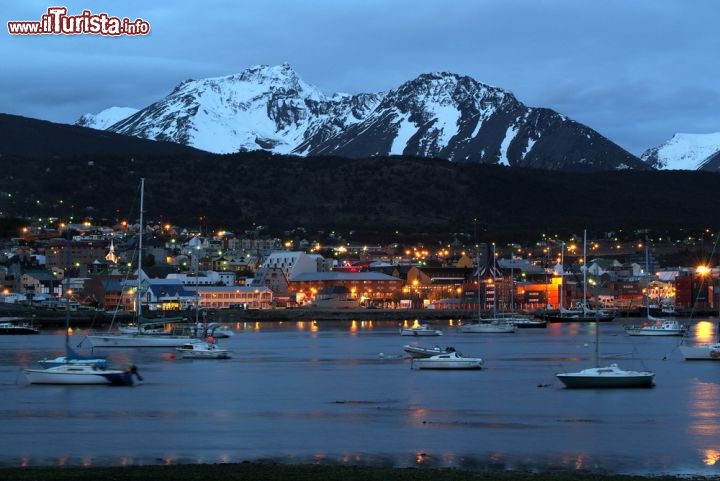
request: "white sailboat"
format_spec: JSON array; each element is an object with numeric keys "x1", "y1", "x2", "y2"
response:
[
  {"x1": 460, "y1": 244, "x2": 516, "y2": 333},
  {"x1": 556, "y1": 230, "x2": 655, "y2": 388},
  {"x1": 87, "y1": 178, "x2": 196, "y2": 348},
  {"x1": 24, "y1": 364, "x2": 142, "y2": 386}
]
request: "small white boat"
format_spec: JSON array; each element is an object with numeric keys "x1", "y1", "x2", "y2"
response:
[
  {"x1": 556, "y1": 364, "x2": 655, "y2": 388},
  {"x1": 0, "y1": 318, "x2": 39, "y2": 335},
  {"x1": 412, "y1": 351, "x2": 483, "y2": 370},
  {"x1": 176, "y1": 338, "x2": 231, "y2": 359},
  {"x1": 399, "y1": 324, "x2": 442, "y2": 336},
  {"x1": 625, "y1": 319, "x2": 687, "y2": 336},
  {"x1": 403, "y1": 344, "x2": 455, "y2": 359},
  {"x1": 24, "y1": 364, "x2": 142, "y2": 386},
  {"x1": 679, "y1": 343, "x2": 720, "y2": 360},
  {"x1": 460, "y1": 319, "x2": 517, "y2": 333}
]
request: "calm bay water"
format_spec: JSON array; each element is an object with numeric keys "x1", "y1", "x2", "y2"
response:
[{"x1": 1, "y1": 318, "x2": 719, "y2": 476}]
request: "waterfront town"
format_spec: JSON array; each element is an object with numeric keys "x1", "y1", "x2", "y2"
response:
[{"x1": 1, "y1": 218, "x2": 717, "y2": 322}]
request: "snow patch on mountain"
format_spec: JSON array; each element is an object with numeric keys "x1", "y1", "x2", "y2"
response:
[
  {"x1": 391, "y1": 114, "x2": 415, "y2": 155},
  {"x1": 499, "y1": 125, "x2": 518, "y2": 166},
  {"x1": 641, "y1": 132, "x2": 720, "y2": 170},
  {"x1": 75, "y1": 107, "x2": 138, "y2": 130}
]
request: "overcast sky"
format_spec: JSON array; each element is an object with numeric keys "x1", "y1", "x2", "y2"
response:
[{"x1": 3, "y1": 0, "x2": 718, "y2": 156}]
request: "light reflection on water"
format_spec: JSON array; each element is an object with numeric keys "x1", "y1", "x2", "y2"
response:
[
  {"x1": 693, "y1": 320, "x2": 716, "y2": 344},
  {"x1": 1, "y1": 319, "x2": 720, "y2": 476}
]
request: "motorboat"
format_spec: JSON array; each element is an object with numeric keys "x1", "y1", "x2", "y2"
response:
[
  {"x1": 556, "y1": 364, "x2": 655, "y2": 388},
  {"x1": 23, "y1": 364, "x2": 142, "y2": 386},
  {"x1": 0, "y1": 318, "x2": 39, "y2": 335},
  {"x1": 411, "y1": 351, "x2": 483, "y2": 370},
  {"x1": 679, "y1": 343, "x2": 720, "y2": 360},
  {"x1": 399, "y1": 324, "x2": 442, "y2": 336},
  {"x1": 625, "y1": 319, "x2": 688, "y2": 337},
  {"x1": 460, "y1": 319, "x2": 516, "y2": 333},
  {"x1": 403, "y1": 344, "x2": 455, "y2": 359},
  {"x1": 176, "y1": 338, "x2": 232, "y2": 359}
]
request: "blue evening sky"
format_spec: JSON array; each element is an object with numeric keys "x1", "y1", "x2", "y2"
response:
[{"x1": 2, "y1": 0, "x2": 718, "y2": 156}]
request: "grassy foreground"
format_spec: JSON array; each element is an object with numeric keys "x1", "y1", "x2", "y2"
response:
[{"x1": 0, "y1": 462, "x2": 707, "y2": 481}]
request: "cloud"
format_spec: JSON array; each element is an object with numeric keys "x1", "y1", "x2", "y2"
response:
[{"x1": 2, "y1": 0, "x2": 719, "y2": 155}]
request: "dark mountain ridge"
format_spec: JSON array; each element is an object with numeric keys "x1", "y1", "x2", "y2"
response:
[{"x1": 0, "y1": 113, "x2": 716, "y2": 245}]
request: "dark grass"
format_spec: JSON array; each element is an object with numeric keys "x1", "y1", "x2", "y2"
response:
[{"x1": 0, "y1": 462, "x2": 709, "y2": 481}]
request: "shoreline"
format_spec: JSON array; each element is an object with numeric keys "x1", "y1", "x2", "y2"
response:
[
  {"x1": 0, "y1": 462, "x2": 707, "y2": 481},
  {"x1": 2, "y1": 303, "x2": 716, "y2": 329}
]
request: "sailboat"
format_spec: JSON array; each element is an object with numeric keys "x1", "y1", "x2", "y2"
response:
[
  {"x1": 37, "y1": 239, "x2": 108, "y2": 369},
  {"x1": 625, "y1": 244, "x2": 687, "y2": 337},
  {"x1": 556, "y1": 230, "x2": 655, "y2": 388},
  {"x1": 540, "y1": 239, "x2": 614, "y2": 323},
  {"x1": 87, "y1": 178, "x2": 197, "y2": 348},
  {"x1": 25, "y1": 244, "x2": 141, "y2": 386},
  {"x1": 460, "y1": 244, "x2": 516, "y2": 333},
  {"x1": 38, "y1": 326, "x2": 108, "y2": 369}
]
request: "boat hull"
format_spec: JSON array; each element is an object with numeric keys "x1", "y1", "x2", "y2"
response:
[
  {"x1": 541, "y1": 314, "x2": 615, "y2": 323},
  {"x1": 679, "y1": 344, "x2": 720, "y2": 360},
  {"x1": 402, "y1": 345, "x2": 454, "y2": 359},
  {"x1": 176, "y1": 342, "x2": 231, "y2": 359},
  {"x1": 556, "y1": 365, "x2": 655, "y2": 388},
  {"x1": 460, "y1": 321, "x2": 516, "y2": 333},
  {"x1": 399, "y1": 326, "x2": 442, "y2": 336},
  {"x1": 87, "y1": 334, "x2": 194, "y2": 348},
  {"x1": 411, "y1": 352, "x2": 483, "y2": 370},
  {"x1": 413, "y1": 359, "x2": 483, "y2": 370},
  {"x1": 626, "y1": 328, "x2": 686, "y2": 336},
  {"x1": 625, "y1": 320, "x2": 687, "y2": 337},
  {"x1": 24, "y1": 365, "x2": 137, "y2": 385},
  {"x1": 0, "y1": 319, "x2": 39, "y2": 334}
]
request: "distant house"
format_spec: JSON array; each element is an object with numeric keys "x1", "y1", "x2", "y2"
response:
[
  {"x1": 19, "y1": 270, "x2": 60, "y2": 297},
  {"x1": 83, "y1": 275, "x2": 126, "y2": 310}
]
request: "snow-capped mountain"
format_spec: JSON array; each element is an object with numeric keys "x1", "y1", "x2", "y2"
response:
[
  {"x1": 75, "y1": 106, "x2": 139, "y2": 130},
  {"x1": 641, "y1": 132, "x2": 720, "y2": 170},
  {"x1": 76, "y1": 64, "x2": 647, "y2": 171}
]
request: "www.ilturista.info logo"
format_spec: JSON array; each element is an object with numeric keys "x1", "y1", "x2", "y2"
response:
[{"x1": 7, "y1": 7, "x2": 150, "y2": 36}]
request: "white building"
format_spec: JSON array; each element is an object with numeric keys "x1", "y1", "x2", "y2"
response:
[
  {"x1": 252, "y1": 251, "x2": 327, "y2": 290},
  {"x1": 166, "y1": 270, "x2": 235, "y2": 287}
]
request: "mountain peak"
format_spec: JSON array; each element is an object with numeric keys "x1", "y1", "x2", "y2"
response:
[
  {"x1": 641, "y1": 132, "x2": 720, "y2": 170},
  {"x1": 75, "y1": 106, "x2": 139, "y2": 130},
  {"x1": 74, "y1": 65, "x2": 649, "y2": 171}
]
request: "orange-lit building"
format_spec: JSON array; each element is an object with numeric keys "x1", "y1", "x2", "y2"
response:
[{"x1": 288, "y1": 272, "x2": 403, "y2": 306}]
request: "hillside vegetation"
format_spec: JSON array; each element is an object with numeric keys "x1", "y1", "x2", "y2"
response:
[{"x1": 1, "y1": 146, "x2": 717, "y2": 244}]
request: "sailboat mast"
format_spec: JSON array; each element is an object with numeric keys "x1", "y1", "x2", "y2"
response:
[
  {"x1": 137, "y1": 178, "x2": 144, "y2": 319},
  {"x1": 476, "y1": 245, "x2": 481, "y2": 318},
  {"x1": 492, "y1": 243, "x2": 497, "y2": 317},
  {"x1": 559, "y1": 241, "x2": 565, "y2": 310},
  {"x1": 583, "y1": 230, "x2": 587, "y2": 317},
  {"x1": 584, "y1": 229, "x2": 599, "y2": 367}
]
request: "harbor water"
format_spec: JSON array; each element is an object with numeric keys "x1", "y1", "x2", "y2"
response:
[{"x1": 0, "y1": 318, "x2": 719, "y2": 476}]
